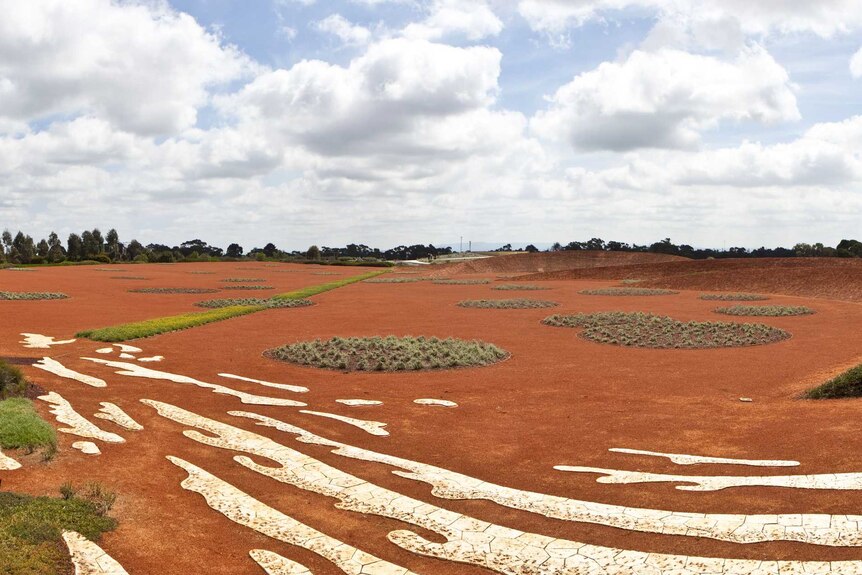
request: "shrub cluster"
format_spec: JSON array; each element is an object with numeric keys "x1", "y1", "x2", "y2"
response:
[
  {"x1": 805, "y1": 364, "x2": 862, "y2": 399},
  {"x1": 221, "y1": 277, "x2": 266, "y2": 283},
  {"x1": 458, "y1": 299, "x2": 559, "y2": 309},
  {"x1": 111, "y1": 276, "x2": 148, "y2": 280},
  {"x1": 543, "y1": 311, "x2": 790, "y2": 348},
  {"x1": 196, "y1": 297, "x2": 312, "y2": 309},
  {"x1": 221, "y1": 285, "x2": 274, "y2": 290},
  {"x1": 492, "y1": 284, "x2": 550, "y2": 291},
  {"x1": 188, "y1": 271, "x2": 215, "y2": 275},
  {"x1": 269, "y1": 335, "x2": 508, "y2": 372},
  {"x1": 365, "y1": 277, "x2": 425, "y2": 283},
  {"x1": 580, "y1": 288, "x2": 679, "y2": 296},
  {"x1": 715, "y1": 305, "x2": 815, "y2": 316},
  {"x1": 432, "y1": 279, "x2": 491, "y2": 285},
  {"x1": 0, "y1": 291, "x2": 68, "y2": 300},
  {"x1": 0, "y1": 397, "x2": 57, "y2": 455},
  {"x1": 700, "y1": 293, "x2": 770, "y2": 301},
  {"x1": 129, "y1": 288, "x2": 219, "y2": 294},
  {"x1": 0, "y1": 360, "x2": 27, "y2": 398}
]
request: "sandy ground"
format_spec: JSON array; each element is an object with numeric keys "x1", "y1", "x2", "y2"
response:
[{"x1": 2, "y1": 261, "x2": 862, "y2": 573}]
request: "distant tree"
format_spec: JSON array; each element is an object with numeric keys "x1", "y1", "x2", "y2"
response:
[
  {"x1": 585, "y1": 238, "x2": 605, "y2": 251},
  {"x1": 263, "y1": 242, "x2": 277, "y2": 258},
  {"x1": 126, "y1": 239, "x2": 145, "y2": 261},
  {"x1": 106, "y1": 228, "x2": 120, "y2": 260},
  {"x1": 550, "y1": 242, "x2": 562, "y2": 252},
  {"x1": 524, "y1": 244, "x2": 539, "y2": 253},
  {"x1": 1, "y1": 230, "x2": 12, "y2": 259},
  {"x1": 67, "y1": 233, "x2": 83, "y2": 261},
  {"x1": 837, "y1": 239, "x2": 862, "y2": 258},
  {"x1": 226, "y1": 243, "x2": 243, "y2": 258},
  {"x1": 36, "y1": 239, "x2": 49, "y2": 258},
  {"x1": 306, "y1": 245, "x2": 321, "y2": 260},
  {"x1": 12, "y1": 232, "x2": 35, "y2": 263},
  {"x1": 91, "y1": 228, "x2": 104, "y2": 254}
]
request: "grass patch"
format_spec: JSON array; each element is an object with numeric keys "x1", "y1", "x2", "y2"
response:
[
  {"x1": 492, "y1": 284, "x2": 549, "y2": 291},
  {"x1": 580, "y1": 288, "x2": 678, "y2": 296},
  {"x1": 543, "y1": 312, "x2": 789, "y2": 348},
  {"x1": 221, "y1": 285, "x2": 274, "y2": 291},
  {"x1": 0, "y1": 487, "x2": 117, "y2": 575},
  {"x1": 432, "y1": 279, "x2": 491, "y2": 285},
  {"x1": 700, "y1": 293, "x2": 770, "y2": 301},
  {"x1": 715, "y1": 305, "x2": 815, "y2": 316},
  {"x1": 195, "y1": 298, "x2": 312, "y2": 309},
  {"x1": 0, "y1": 292, "x2": 68, "y2": 300},
  {"x1": 458, "y1": 299, "x2": 559, "y2": 309},
  {"x1": 78, "y1": 271, "x2": 386, "y2": 341},
  {"x1": 221, "y1": 278, "x2": 266, "y2": 283},
  {"x1": 0, "y1": 398, "x2": 57, "y2": 455},
  {"x1": 129, "y1": 287, "x2": 219, "y2": 294},
  {"x1": 1, "y1": 360, "x2": 27, "y2": 399},
  {"x1": 805, "y1": 365, "x2": 862, "y2": 399},
  {"x1": 268, "y1": 336, "x2": 508, "y2": 372}
]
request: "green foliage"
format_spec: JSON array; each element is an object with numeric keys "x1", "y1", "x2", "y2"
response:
[
  {"x1": 700, "y1": 293, "x2": 770, "y2": 301},
  {"x1": 0, "y1": 361, "x2": 27, "y2": 399},
  {"x1": 196, "y1": 298, "x2": 313, "y2": 309},
  {"x1": 579, "y1": 288, "x2": 678, "y2": 296},
  {"x1": 492, "y1": 284, "x2": 550, "y2": 291},
  {"x1": 0, "y1": 489, "x2": 117, "y2": 575},
  {"x1": 76, "y1": 305, "x2": 264, "y2": 342},
  {"x1": 715, "y1": 305, "x2": 815, "y2": 316},
  {"x1": 432, "y1": 279, "x2": 491, "y2": 285},
  {"x1": 270, "y1": 335, "x2": 508, "y2": 372},
  {"x1": 129, "y1": 288, "x2": 219, "y2": 294},
  {"x1": 0, "y1": 398, "x2": 57, "y2": 452},
  {"x1": 458, "y1": 299, "x2": 559, "y2": 309},
  {"x1": 272, "y1": 270, "x2": 386, "y2": 300},
  {"x1": 805, "y1": 365, "x2": 862, "y2": 399},
  {"x1": 543, "y1": 312, "x2": 790, "y2": 348},
  {"x1": 0, "y1": 292, "x2": 68, "y2": 300}
]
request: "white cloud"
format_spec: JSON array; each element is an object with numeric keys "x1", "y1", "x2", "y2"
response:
[
  {"x1": 531, "y1": 46, "x2": 799, "y2": 151},
  {"x1": 402, "y1": 0, "x2": 504, "y2": 41},
  {"x1": 314, "y1": 14, "x2": 372, "y2": 45},
  {"x1": 852, "y1": 47, "x2": 862, "y2": 78}
]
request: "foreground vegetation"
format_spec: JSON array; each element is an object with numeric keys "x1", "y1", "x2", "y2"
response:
[
  {"x1": 700, "y1": 293, "x2": 770, "y2": 301},
  {"x1": 0, "y1": 486, "x2": 117, "y2": 575},
  {"x1": 196, "y1": 298, "x2": 312, "y2": 309},
  {"x1": 129, "y1": 287, "x2": 218, "y2": 294},
  {"x1": 364, "y1": 277, "x2": 425, "y2": 283},
  {"x1": 458, "y1": 299, "x2": 559, "y2": 309},
  {"x1": 492, "y1": 284, "x2": 550, "y2": 291},
  {"x1": 580, "y1": 288, "x2": 678, "y2": 296},
  {"x1": 1, "y1": 361, "x2": 56, "y2": 457},
  {"x1": 715, "y1": 305, "x2": 815, "y2": 316},
  {"x1": 805, "y1": 365, "x2": 862, "y2": 399},
  {"x1": 0, "y1": 292, "x2": 68, "y2": 300},
  {"x1": 543, "y1": 312, "x2": 790, "y2": 348},
  {"x1": 432, "y1": 279, "x2": 491, "y2": 285},
  {"x1": 269, "y1": 336, "x2": 508, "y2": 372}
]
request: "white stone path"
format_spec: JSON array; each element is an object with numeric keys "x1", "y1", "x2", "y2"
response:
[
  {"x1": 38, "y1": 391, "x2": 125, "y2": 443},
  {"x1": 146, "y1": 400, "x2": 862, "y2": 574},
  {"x1": 19, "y1": 333, "x2": 76, "y2": 348},
  {"x1": 250, "y1": 550, "x2": 313, "y2": 574},
  {"x1": 609, "y1": 447, "x2": 800, "y2": 467},
  {"x1": 0, "y1": 447, "x2": 21, "y2": 470},
  {"x1": 299, "y1": 410, "x2": 389, "y2": 437},
  {"x1": 34, "y1": 357, "x2": 107, "y2": 387},
  {"x1": 62, "y1": 531, "x2": 129, "y2": 574},
  {"x1": 219, "y1": 373, "x2": 309, "y2": 393},
  {"x1": 94, "y1": 402, "x2": 144, "y2": 431}
]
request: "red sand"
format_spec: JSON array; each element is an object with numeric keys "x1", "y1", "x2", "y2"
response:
[
  {"x1": 2, "y1": 261, "x2": 862, "y2": 573},
  {"x1": 434, "y1": 250, "x2": 687, "y2": 277}
]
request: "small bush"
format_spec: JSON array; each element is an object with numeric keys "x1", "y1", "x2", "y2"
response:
[
  {"x1": 714, "y1": 305, "x2": 815, "y2": 317},
  {"x1": 196, "y1": 298, "x2": 313, "y2": 309},
  {"x1": 0, "y1": 398, "x2": 57, "y2": 453},
  {"x1": 129, "y1": 288, "x2": 219, "y2": 294},
  {"x1": 432, "y1": 279, "x2": 491, "y2": 285},
  {"x1": 805, "y1": 365, "x2": 862, "y2": 399},
  {"x1": 221, "y1": 278, "x2": 266, "y2": 283},
  {"x1": 458, "y1": 299, "x2": 559, "y2": 309},
  {"x1": 543, "y1": 312, "x2": 790, "y2": 349},
  {"x1": 580, "y1": 288, "x2": 678, "y2": 296},
  {"x1": 700, "y1": 293, "x2": 770, "y2": 301},
  {"x1": 220, "y1": 285, "x2": 274, "y2": 291},
  {"x1": 188, "y1": 271, "x2": 215, "y2": 275},
  {"x1": 0, "y1": 292, "x2": 68, "y2": 300},
  {"x1": 492, "y1": 284, "x2": 550, "y2": 291},
  {"x1": 269, "y1": 336, "x2": 508, "y2": 372},
  {"x1": 0, "y1": 361, "x2": 27, "y2": 399}
]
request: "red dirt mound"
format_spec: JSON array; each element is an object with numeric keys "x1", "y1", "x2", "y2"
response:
[
  {"x1": 520, "y1": 257, "x2": 862, "y2": 302},
  {"x1": 435, "y1": 251, "x2": 687, "y2": 276}
]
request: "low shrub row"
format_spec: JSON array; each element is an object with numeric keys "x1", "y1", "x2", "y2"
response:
[
  {"x1": 0, "y1": 292, "x2": 68, "y2": 300},
  {"x1": 458, "y1": 299, "x2": 559, "y2": 309},
  {"x1": 196, "y1": 298, "x2": 312, "y2": 309},
  {"x1": 700, "y1": 293, "x2": 770, "y2": 301},
  {"x1": 221, "y1": 277, "x2": 266, "y2": 283},
  {"x1": 221, "y1": 285, "x2": 274, "y2": 291},
  {"x1": 432, "y1": 279, "x2": 491, "y2": 285},
  {"x1": 715, "y1": 305, "x2": 815, "y2": 317},
  {"x1": 492, "y1": 284, "x2": 549, "y2": 291},
  {"x1": 580, "y1": 288, "x2": 678, "y2": 296},
  {"x1": 129, "y1": 288, "x2": 218, "y2": 294}
]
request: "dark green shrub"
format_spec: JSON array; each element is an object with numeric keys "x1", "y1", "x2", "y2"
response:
[
  {"x1": 0, "y1": 361, "x2": 27, "y2": 398},
  {"x1": 805, "y1": 365, "x2": 862, "y2": 399},
  {"x1": 196, "y1": 298, "x2": 312, "y2": 309}
]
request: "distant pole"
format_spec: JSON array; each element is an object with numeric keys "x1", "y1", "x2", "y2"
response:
[
  {"x1": 469, "y1": 241, "x2": 471, "y2": 252},
  {"x1": 460, "y1": 236, "x2": 463, "y2": 253}
]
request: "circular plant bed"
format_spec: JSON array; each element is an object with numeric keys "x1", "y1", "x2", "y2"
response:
[
  {"x1": 221, "y1": 278, "x2": 266, "y2": 283},
  {"x1": 268, "y1": 336, "x2": 508, "y2": 372},
  {"x1": 0, "y1": 291, "x2": 68, "y2": 300},
  {"x1": 714, "y1": 305, "x2": 815, "y2": 316},
  {"x1": 365, "y1": 277, "x2": 425, "y2": 283},
  {"x1": 458, "y1": 299, "x2": 559, "y2": 309},
  {"x1": 543, "y1": 312, "x2": 789, "y2": 348},
  {"x1": 580, "y1": 288, "x2": 678, "y2": 296},
  {"x1": 196, "y1": 298, "x2": 312, "y2": 309},
  {"x1": 700, "y1": 293, "x2": 769, "y2": 301},
  {"x1": 111, "y1": 276, "x2": 148, "y2": 280},
  {"x1": 492, "y1": 284, "x2": 550, "y2": 291},
  {"x1": 221, "y1": 285, "x2": 275, "y2": 291},
  {"x1": 188, "y1": 271, "x2": 215, "y2": 275},
  {"x1": 130, "y1": 288, "x2": 219, "y2": 294},
  {"x1": 432, "y1": 279, "x2": 491, "y2": 285}
]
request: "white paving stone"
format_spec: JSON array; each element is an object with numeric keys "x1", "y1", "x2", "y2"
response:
[
  {"x1": 0, "y1": 447, "x2": 21, "y2": 470},
  {"x1": 138, "y1": 356, "x2": 164, "y2": 362},
  {"x1": 19, "y1": 333, "x2": 76, "y2": 349},
  {"x1": 95, "y1": 348, "x2": 114, "y2": 354},
  {"x1": 219, "y1": 373, "x2": 309, "y2": 393},
  {"x1": 609, "y1": 448, "x2": 800, "y2": 467},
  {"x1": 34, "y1": 357, "x2": 107, "y2": 388},
  {"x1": 72, "y1": 441, "x2": 101, "y2": 455},
  {"x1": 299, "y1": 410, "x2": 389, "y2": 437},
  {"x1": 113, "y1": 344, "x2": 142, "y2": 353},
  {"x1": 250, "y1": 550, "x2": 314, "y2": 574},
  {"x1": 62, "y1": 531, "x2": 129, "y2": 574},
  {"x1": 38, "y1": 392, "x2": 125, "y2": 443},
  {"x1": 94, "y1": 402, "x2": 144, "y2": 431},
  {"x1": 413, "y1": 399, "x2": 458, "y2": 408},
  {"x1": 82, "y1": 358, "x2": 306, "y2": 407},
  {"x1": 336, "y1": 400, "x2": 383, "y2": 407}
]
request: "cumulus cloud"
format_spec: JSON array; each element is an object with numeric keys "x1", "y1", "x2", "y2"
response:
[
  {"x1": 852, "y1": 47, "x2": 862, "y2": 78},
  {"x1": 402, "y1": 0, "x2": 504, "y2": 41},
  {"x1": 314, "y1": 14, "x2": 373, "y2": 45},
  {"x1": 531, "y1": 46, "x2": 799, "y2": 151}
]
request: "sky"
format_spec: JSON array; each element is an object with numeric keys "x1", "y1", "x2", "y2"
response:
[{"x1": 1, "y1": 0, "x2": 861, "y2": 252}]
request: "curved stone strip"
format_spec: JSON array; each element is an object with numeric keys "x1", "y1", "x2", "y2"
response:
[
  {"x1": 250, "y1": 550, "x2": 313, "y2": 574},
  {"x1": 114, "y1": 344, "x2": 142, "y2": 353},
  {"x1": 34, "y1": 357, "x2": 107, "y2": 388},
  {"x1": 299, "y1": 410, "x2": 389, "y2": 437},
  {"x1": 94, "y1": 402, "x2": 144, "y2": 431},
  {"x1": 336, "y1": 400, "x2": 383, "y2": 407},
  {"x1": 62, "y1": 531, "x2": 129, "y2": 575},
  {"x1": 219, "y1": 373, "x2": 309, "y2": 393},
  {"x1": 118, "y1": 353, "x2": 136, "y2": 360},
  {"x1": 95, "y1": 347, "x2": 114, "y2": 354},
  {"x1": 72, "y1": 441, "x2": 101, "y2": 455},
  {"x1": 413, "y1": 399, "x2": 457, "y2": 408},
  {"x1": 38, "y1": 392, "x2": 125, "y2": 443},
  {"x1": 233, "y1": 411, "x2": 862, "y2": 548},
  {"x1": 138, "y1": 356, "x2": 164, "y2": 362},
  {"x1": 146, "y1": 401, "x2": 862, "y2": 574},
  {"x1": 0, "y1": 448, "x2": 21, "y2": 470},
  {"x1": 609, "y1": 448, "x2": 800, "y2": 467},
  {"x1": 167, "y1": 457, "x2": 416, "y2": 575},
  {"x1": 20, "y1": 333, "x2": 76, "y2": 349},
  {"x1": 82, "y1": 359, "x2": 306, "y2": 407},
  {"x1": 554, "y1": 466, "x2": 862, "y2": 491}
]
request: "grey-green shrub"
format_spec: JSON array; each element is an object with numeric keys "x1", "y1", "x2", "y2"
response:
[
  {"x1": 458, "y1": 299, "x2": 559, "y2": 309},
  {"x1": 700, "y1": 293, "x2": 770, "y2": 301},
  {"x1": 580, "y1": 288, "x2": 678, "y2": 296},
  {"x1": 196, "y1": 298, "x2": 312, "y2": 309},
  {"x1": 0, "y1": 292, "x2": 68, "y2": 300},
  {"x1": 714, "y1": 305, "x2": 814, "y2": 317}
]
